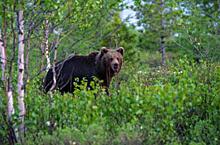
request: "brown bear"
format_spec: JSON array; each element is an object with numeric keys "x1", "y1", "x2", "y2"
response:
[{"x1": 43, "y1": 47, "x2": 124, "y2": 94}]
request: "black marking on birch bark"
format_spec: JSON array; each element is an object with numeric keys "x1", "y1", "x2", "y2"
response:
[
  {"x1": 18, "y1": 31, "x2": 23, "y2": 35},
  {"x1": 19, "y1": 59, "x2": 22, "y2": 63}
]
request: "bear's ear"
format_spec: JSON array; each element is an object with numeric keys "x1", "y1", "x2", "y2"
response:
[
  {"x1": 116, "y1": 47, "x2": 124, "y2": 56},
  {"x1": 101, "y1": 47, "x2": 109, "y2": 54}
]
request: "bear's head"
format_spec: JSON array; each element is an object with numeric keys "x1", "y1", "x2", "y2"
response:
[{"x1": 100, "y1": 47, "x2": 124, "y2": 75}]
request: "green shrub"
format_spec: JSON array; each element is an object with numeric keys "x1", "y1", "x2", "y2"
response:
[{"x1": 1, "y1": 56, "x2": 220, "y2": 145}]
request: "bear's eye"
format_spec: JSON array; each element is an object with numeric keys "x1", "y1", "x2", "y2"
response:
[{"x1": 110, "y1": 58, "x2": 113, "y2": 61}]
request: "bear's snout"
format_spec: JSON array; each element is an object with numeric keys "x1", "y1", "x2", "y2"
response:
[
  {"x1": 111, "y1": 60, "x2": 120, "y2": 73},
  {"x1": 113, "y1": 63, "x2": 119, "y2": 70}
]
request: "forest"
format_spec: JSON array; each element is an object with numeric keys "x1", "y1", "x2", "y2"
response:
[{"x1": 0, "y1": 0, "x2": 220, "y2": 145}]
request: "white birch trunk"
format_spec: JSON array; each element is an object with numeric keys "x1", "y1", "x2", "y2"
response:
[
  {"x1": 1, "y1": 29, "x2": 14, "y2": 119},
  {"x1": 50, "y1": 37, "x2": 59, "y2": 91},
  {"x1": 7, "y1": 88, "x2": 14, "y2": 118},
  {"x1": 50, "y1": 49, "x2": 57, "y2": 91},
  {"x1": 17, "y1": 10, "x2": 25, "y2": 136},
  {"x1": 48, "y1": 37, "x2": 59, "y2": 133},
  {"x1": 45, "y1": 19, "x2": 51, "y2": 72},
  {"x1": 1, "y1": 5, "x2": 7, "y2": 82},
  {"x1": 40, "y1": 41, "x2": 45, "y2": 70},
  {"x1": 0, "y1": 30, "x2": 6, "y2": 81}
]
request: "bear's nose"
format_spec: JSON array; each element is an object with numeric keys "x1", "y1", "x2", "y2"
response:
[{"x1": 113, "y1": 63, "x2": 119, "y2": 69}]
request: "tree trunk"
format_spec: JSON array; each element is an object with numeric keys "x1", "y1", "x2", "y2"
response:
[
  {"x1": 5, "y1": 5, "x2": 18, "y2": 145},
  {"x1": 0, "y1": 30, "x2": 6, "y2": 82},
  {"x1": 0, "y1": 3, "x2": 7, "y2": 81},
  {"x1": 50, "y1": 38, "x2": 59, "y2": 91},
  {"x1": 160, "y1": 35, "x2": 165, "y2": 66},
  {"x1": 160, "y1": 0, "x2": 166, "y2": 66},
  {"x1": 45, "y1": 19, "x2": 51, "y2": 72},
  {"x1": 49, "y1": 34, "x2": 60, "y2": 134},
  {"x1": 7, "y1": 13, "x2": 17, "y2": 121},
  {"x1": 24, "y1": 30, "x2": 31, "y2": 82},
  {"x1": 17, "y1": 10, "x2": 26, "y2": 141},
  {"x1": 0, "y1": 29, "x2": 14, "y2": 119},
  {"x1": 48, "y1": 42, "x2": 58, "y2": 134},
  {"x1": 40, "y1": 42, "x2": 45, "y2": 70}
]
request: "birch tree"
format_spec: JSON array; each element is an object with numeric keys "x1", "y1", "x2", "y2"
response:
[
  {"x1": 44, "y1": 19, "x2": 51, "y2": 72},
  {"x1": 1, "y1": 5, "x2": 15, "y2": 122},
  {"x1": 1, "y1": 29, "x2": 15, "y2": 120},
  {"x1": 0, "y1": 2, "x2": 17, "y2": 144},
  {"x1": 0, "y1": 3, "x2": 7, "y2": 82},
  {"x1": 17, "y1": 8, "x2": 26, "y2": 140},
  {"x1": 50, "y1": 36, "x2": 59, "y2": 91},
  {"x1": 7, "y1": 10, "x2": 17, "y2": 122},
  {"x1": 0, "y1": 29, "x2": 6, "y2": 82}
]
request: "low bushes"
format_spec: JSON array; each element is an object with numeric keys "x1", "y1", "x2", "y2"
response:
[{"x1": 1, "y1": 57, "x2": 220, "y2": 145}]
